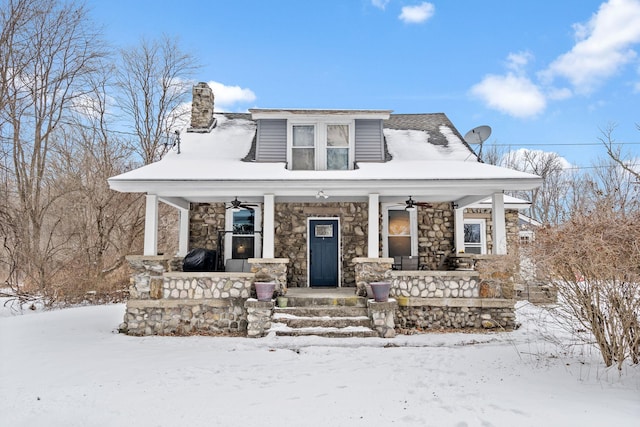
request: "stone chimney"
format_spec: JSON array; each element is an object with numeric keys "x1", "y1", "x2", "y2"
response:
[{"x1": 188, "y1": 82, "x2": 216, "y2": 132}]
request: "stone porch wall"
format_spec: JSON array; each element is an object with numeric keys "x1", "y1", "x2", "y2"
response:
[
  {"x1": 390, "y1": 270, "x2": 480, "y2": 299},
  {"x1": 395, "y1": 299, "x2": 516, "y2": 330},
  {"x1": 354, "y1": 257, "x2": 516, "y2": 331},
  {"x1": 122, "y1": 256, "x2": 287, "y2": 336},
  {"x1": 390, "y1": 270, "x2": 515, "y2": 330}
]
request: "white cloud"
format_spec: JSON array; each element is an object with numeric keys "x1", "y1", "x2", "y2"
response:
[
  {"x1": 505, "y1": 51, "x2": 533, "y2": 73},
  {"x1": 542, "y1": 0, "x2": 640, "y2": 93},
  {"x1": 470, "y1": 73, "x2": 546, "y2": 119},
  {"x1": 206, "y1": 81, "x2": 256, "y2": 111},
  {"x1": 471, "y1": 0, "x2": 640, "y2": 118},
  {"x1": 547, "y1": 87, "x2": 573, "y2": 100},
  {"x1": 371, "y1": 0, "x2": 390, "y2": 10},
  {"x1": 399, "y1": 2, "x2": 435, "y2": 24}
]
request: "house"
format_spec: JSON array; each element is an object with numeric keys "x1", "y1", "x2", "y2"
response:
[{"x1": 108, "y1": 82, "x2": 542, "y2": 337}]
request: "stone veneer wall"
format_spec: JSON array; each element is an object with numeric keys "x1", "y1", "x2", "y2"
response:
[
  {"x1": 416, "y1": 203, "x2": 455, "y2": 270},
  {"x1": 396, "y1": 302, "x2": 516, "y2": 330},
  {"x1": 189, "y1": 202, "x2": 226, "y2": 251},
  {"x1": 274, "y1": 202, "x2": 368, "y2": 287},
  {"x1": 390, "y1": 270, "x2": 480, "y2": 299}
]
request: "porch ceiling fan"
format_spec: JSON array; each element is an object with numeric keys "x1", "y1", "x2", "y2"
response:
[
  {"x1": 226, "y1": 197, "x2": 258, "y2": 211},
  {"x1": 404, "y1": 196, "x2": 431, "y2": 211}
]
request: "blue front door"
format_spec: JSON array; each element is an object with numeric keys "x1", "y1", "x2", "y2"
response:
[{"x1": 309, "y1": 219, "x2": 339, "y2": 287}]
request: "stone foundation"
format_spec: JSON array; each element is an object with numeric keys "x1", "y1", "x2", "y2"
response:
[
  {"x1": 123, "y1": 299, "x2": 248, "y2": 336},
  {"x1": 395, "y1": 298, "x2": 516, "y2": 330}
]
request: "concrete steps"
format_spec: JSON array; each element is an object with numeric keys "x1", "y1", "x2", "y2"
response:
[{"x1": 270, "y1": 288, "x2": 378, "y2": 338}]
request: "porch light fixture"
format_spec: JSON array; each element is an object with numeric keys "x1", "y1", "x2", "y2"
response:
[
  {"x1": 405, "y1": 196, "x2": 417, "y2": 212},
  {"x1": 316, "y1": 190, "x2": 329, "y2": 199}
]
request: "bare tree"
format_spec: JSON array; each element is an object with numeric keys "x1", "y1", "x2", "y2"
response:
[
  {"x1": 483, "y1": 146, "x2": 575, "y2": 224},
  {"x1": 0, "y1": 0, "x2": 106, "y2": 301},
  {"x1": 117, "y1": 36, "x2": 198, "y2": 164},
  {"x1": 599, "y1": 123, "x2": 640, "y2": 182},
  {"x1": 51, "y1": 69, "x2": 146, "y2": 300}
]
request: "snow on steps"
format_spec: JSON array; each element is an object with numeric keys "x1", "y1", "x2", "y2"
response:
[{"x1": 271, "y1": 305, "x2": 378, "y2": 338}]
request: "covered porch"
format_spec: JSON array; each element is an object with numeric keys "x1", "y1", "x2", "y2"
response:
[{"x1": 140, "y1": 184, "x2": 519, "y2": 280}]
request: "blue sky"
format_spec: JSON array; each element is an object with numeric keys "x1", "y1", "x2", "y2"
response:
[{"x1": 87, "y1": 0, "x2": 640, "y2": 168}]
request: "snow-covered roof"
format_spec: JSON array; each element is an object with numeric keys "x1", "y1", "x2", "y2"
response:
[
  {"x1": 468, "y1": 195, "x2": 532, "y2": 210},
  {"x1": 108, "y1": 112, "x2": 542, "y2": 201}
]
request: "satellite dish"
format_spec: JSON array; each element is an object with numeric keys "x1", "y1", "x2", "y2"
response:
[{"x1": 464, "y1": 125, "x2": 492, "y2": 145}]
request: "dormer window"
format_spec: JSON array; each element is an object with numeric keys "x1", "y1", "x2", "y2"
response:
[
  {"x1": 288, "y1": 120, "x2": 354, "y2": 170},
  {"x1": 249, "y1": 109, "x2": 392, "y2": 168}
]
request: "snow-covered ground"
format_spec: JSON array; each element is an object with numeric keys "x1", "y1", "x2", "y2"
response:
[{"x1": 1, "y1": 299, "x2": 638, "y2": 427}]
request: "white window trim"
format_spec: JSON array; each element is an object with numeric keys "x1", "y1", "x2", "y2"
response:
[
  {"x1": 463, "y1": 218, "x2": 487, "y2": 255},
  {"x1": 381, "y1": 203, "x2": 418, "y2": 257},
  {"x1": 287, "y1": 118, "x2": 355, "y2": 170},
  {"x1": 224, "y1": 205, "x2": 262, "y2": 262}
]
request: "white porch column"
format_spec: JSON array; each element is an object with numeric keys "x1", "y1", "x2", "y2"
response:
[
  {"x1": 262, "y1": 194, "x2": 275, "y2": 258},
  {"x1": 492, "y1": 192, "x2": 507, "y2": 254},
  {"x1": 177, "y1": 208, "x2": 189, "y2": 257},
  {"x1": 143, "y1": 194, "x2": 158, "y2": 256},
  {"x1": 367, "y1": 193, "x2": 380, "y2": 258},
  {"x1": 454, "y1": 207, "x2": 465, "y2": 254}
]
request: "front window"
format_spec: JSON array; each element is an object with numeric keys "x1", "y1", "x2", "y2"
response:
[
  {"x1": 225, "y1": 204, "x2": 262, "y2": 262},
  {"x1": 388, "y1": 210, "x2": 411, "y2": 257},
  {"x1": 288, "y1": 121, "x2": 353, "y2": 170},
  {"x1": 232, "y1": 210, "x2": 255, "y2": 259},
  {"x1": 382, "y1": 205, "x2": 417, "y2": 258},
  {"x1": 463, "y1": 219, "x2": 486, "y2": 254}
]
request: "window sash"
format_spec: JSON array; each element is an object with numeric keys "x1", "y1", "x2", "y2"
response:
[
  {"x1": 463, "y1": 220, "x2": 486, "y2": 254},
  {"x1": 292, "y1": 147, "x2": 315, "y2": 170}
]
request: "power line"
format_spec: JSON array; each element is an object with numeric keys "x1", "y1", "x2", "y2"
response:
[{"x1": 488, "y1": 141, "x2": 640, "y2": 147}]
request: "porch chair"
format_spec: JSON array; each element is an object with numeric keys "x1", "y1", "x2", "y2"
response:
[
  {"x1": 225, "y1": 259, "x2": 252, "y2": 272},
  {"x1": 401, "y1": 256, "x2": 419, "y2": 271}
]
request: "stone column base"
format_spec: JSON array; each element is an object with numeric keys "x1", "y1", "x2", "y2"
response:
[
  {"x1": 245, "y1": 299, "x2": 274, "y2": 338},
  {"x1": 368, "y1": 299, "x2": 398, "y2": 338},
  {"x1": 353, "y1": 257, "x2": 393, "y2": 297}
]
